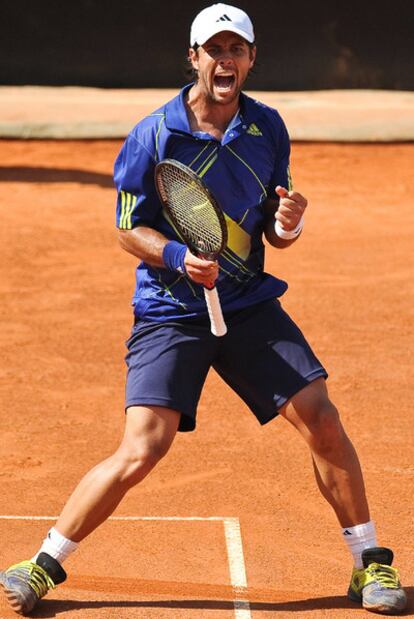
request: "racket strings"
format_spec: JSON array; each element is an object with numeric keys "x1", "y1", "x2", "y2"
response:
[{"x1": 159, "y1": 167, "x2": 223, "y2": 255}]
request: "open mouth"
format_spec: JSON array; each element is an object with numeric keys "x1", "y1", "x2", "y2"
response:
[{"x1": 213, "y1": 74, "x2": 236, "y2": 91}]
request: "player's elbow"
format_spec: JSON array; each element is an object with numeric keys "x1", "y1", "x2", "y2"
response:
[
  {"x1": 118, "y1": 227, "x2": 149, "y2": 262},
  {"x1": 118, "y1": 228, "x2": 134, "y2": 252}
]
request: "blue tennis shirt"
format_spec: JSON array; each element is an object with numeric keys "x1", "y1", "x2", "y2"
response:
[{"x1": 114, "y1": 83, "x2": 292, "y2": 321}]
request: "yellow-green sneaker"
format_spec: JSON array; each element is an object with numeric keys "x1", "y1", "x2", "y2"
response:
[
  {"x1": 0, "y1": 552, "x2": 66, "y2": 615},
  {"x1": 348, "y1": 547, "x2": 407, "y2": 615}
]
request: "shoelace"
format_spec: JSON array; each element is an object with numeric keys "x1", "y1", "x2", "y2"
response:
[
  {"x1": 8, "y1": 562, "x2": 55, "y2": 597},
  {"x1": 366, "y1": 563, "x2": 400, "y2": 589}
]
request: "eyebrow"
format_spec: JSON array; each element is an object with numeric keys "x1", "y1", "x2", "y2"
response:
[{"x1": 204, "y1": 40, "x2": 249, "y2": 49}]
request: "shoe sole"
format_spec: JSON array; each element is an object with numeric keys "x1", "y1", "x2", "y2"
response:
[
  {"x1": 0, "y1": 580, "x2": 26, "y2": 615},
  {"x1": 348, "y1": 589, "x2": 407, "y2": 615},
  {"x1": 363, "y1": 599, "x2": 407, "y2": 615}
]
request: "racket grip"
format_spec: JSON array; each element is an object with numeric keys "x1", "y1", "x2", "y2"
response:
[{"x1": 204, "y1": 286, "x2": 227, "y2": 337}]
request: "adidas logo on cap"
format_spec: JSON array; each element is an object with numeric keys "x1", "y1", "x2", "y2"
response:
[{"x1": 190, "y1": 3, "x2": 255, "y2": 47}]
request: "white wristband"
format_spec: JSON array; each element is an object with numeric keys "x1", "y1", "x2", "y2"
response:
[{"x1": 275, "y1": 215, "x2": 304, "y2": 240}]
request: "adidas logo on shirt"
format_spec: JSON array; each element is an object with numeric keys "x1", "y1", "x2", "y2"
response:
[{"x1": 247, "y1": 123, "x2": 263, "y2": 136}]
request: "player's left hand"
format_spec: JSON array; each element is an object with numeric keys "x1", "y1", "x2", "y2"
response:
[{"x1": 275, "y1": 185, "x2": 307, "y2": 231}]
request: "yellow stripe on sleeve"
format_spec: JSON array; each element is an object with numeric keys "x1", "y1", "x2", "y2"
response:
[
  {"x1": 120, "y1": 190, "x2": 127, "y2": 228},
  {"x1": 119, "y1": 191, "x2": 137, "y2": 229},
  {"x1": 126, "y1": 195, "x2": 137, "y2": 229}
]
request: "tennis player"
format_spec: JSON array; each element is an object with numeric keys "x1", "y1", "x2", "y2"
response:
[{"x1": 0, "y1": 3, "x2": 406, "y2": 615}]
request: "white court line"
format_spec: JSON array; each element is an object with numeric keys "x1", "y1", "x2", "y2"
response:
[
  {"x1": 0, "y1": 515, "x2": 252, "y2": 619},
  {"x1": 0, "y1": 515, "x2": 226, "y2": 521},
  {"x1": 223, "y1": 518, "x2": 252, "y2": 619}
]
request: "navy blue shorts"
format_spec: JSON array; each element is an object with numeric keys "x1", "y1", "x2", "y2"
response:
[{"x1": 125, "y1": 300, "x2": 328, "y2": 432}]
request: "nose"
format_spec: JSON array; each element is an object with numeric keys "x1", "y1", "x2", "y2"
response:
[{"x1": 218, "y1": 53, "x2": 233, "y2": 67}]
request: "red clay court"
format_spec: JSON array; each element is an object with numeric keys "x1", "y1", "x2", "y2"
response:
[{"x1": 0, "y1": 88, "x2": 413, "y2": 618}]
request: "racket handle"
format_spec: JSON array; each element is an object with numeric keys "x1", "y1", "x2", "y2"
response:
[{"x1": 204, "y1": 286, "x2": 227, "y2": 337}]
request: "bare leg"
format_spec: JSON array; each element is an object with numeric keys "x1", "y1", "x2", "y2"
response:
[
  {"x1": 280, "y1": 378, "x2": 370, "y2": 527},
  {"x1": 55, "y1": 406, "x2": 180, "y2": 542}
]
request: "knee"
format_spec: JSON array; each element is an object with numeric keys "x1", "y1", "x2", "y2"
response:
[
  {"x1": 112, "y1": 439, "x2": 169, "y2": 488},
  {"x1": 306, "y1": 400, "x2": 345, "y2": 454}
]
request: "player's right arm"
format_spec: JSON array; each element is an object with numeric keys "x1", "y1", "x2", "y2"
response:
[
  {"x1": 115, "y1": 134, "x2": 217, "y2": 286},
  {"x1": 115, "y1": 135, "x2": 172, "y2": 269}
]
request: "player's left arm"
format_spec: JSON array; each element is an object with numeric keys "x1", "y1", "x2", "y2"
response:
[
  {"x1": 263, "y1": 185, "x2": 308, "y2": 248},
  {"x1": 264, "y1": 110, "x2": 308, "y2": 247}
]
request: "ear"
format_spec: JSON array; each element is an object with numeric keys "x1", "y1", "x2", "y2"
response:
[
  {"x1": 188, "y1": 47, "x2": 199, "y2": 71},
  {"x1": 249, "y1": 45, "x2": 257, "y2": 69}
]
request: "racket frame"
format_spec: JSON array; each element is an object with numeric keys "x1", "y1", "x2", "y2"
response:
[{"x1": 155, "y1": 159, "x2": 228, "y2": 260}]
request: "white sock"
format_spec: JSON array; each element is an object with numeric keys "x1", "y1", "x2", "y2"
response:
[
  {"x1": 342, "y1": 520, "x2": 377, "y2": 568},
  {"x1": 32, "y1": 527, "x2": 78, "y2": 565}
]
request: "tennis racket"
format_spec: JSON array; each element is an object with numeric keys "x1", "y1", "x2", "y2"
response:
[{"x1": 155, "y1": 159, "x2": 228, "y2": 337}]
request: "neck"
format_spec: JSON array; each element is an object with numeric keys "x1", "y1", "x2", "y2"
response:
[{"x1": 186, "y1": 84, "x2": 240, "y2": 139}]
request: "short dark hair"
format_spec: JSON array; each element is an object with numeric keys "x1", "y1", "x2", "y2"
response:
[{"x1": 185, "y1": 44, "x2": 200, "y2": 81}]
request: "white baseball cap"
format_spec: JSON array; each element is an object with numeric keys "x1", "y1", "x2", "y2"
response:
[{"x1": 190, "y1": 3, "x2": 255, "y2": 47}]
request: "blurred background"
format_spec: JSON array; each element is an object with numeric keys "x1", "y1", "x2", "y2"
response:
[{"x1": 2, "y1": 0, "x2": 413, "y2": 91}]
